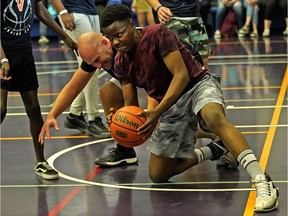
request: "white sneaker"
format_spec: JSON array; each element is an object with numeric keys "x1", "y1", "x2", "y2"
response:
[
  {"x1": 253, "y1": 173, "x2": 279, "y2": 212},
  {"x1": 38, "y1": 36, "x2": 49, "y2": 45},
  {"x1": 262, "y1": 29, "x2": 270, "y2": 37},
  {"x1": 214, "y1": 30, "x2": 221, "y2": 38},
  {"x1": 283, "y1": 28, "x2": 288, "y2": 36}
]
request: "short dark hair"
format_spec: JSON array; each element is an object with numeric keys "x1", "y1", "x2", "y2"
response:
[{"x1": 100, "y1": 4, "x2": 132, "y2": 28}]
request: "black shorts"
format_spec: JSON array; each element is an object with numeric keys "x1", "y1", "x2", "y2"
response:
[{"x1": 1, "y1": 53, "x2": 39, "y2": 91}]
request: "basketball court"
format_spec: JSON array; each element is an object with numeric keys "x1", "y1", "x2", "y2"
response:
[{"x1": 0, "y1": 36, "x2": 287, "y2": 216}]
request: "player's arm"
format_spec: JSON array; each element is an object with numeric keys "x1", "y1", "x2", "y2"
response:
[
  {"x1": 0, "y1": 41, "x2": 11, "y2": 81},
  {"x1": 122, "y1": 83, "x2": 139, "y2": 106},
  {"x1": 50, "y1": 0, "x2": 76, "y2": 31},
  {"x1": 34, "y1": 1, "x2": 77, "y2": 51},
  {"x1": 139, "y1": 50, "x2": 190, "y2": 135},
  {"x1": 146, "y1": 0, "x2": 173, "y2": 23},
  {"x1": 38, "y1": 68, "x2": 94, "y2": 144},
  {"x1": 147, "y1": 95, "x2": 158, "y2": 110}
]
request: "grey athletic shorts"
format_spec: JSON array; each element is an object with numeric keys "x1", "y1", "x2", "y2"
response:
[{"x1": 149, "y1": 74, "x2": 225, "y2": 158}]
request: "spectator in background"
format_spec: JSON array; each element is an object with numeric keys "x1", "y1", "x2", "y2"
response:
[
  {"x1": 238, "y1": 0, "x2": 259, "y2": 38},
  {"x1": 51, "y1": 0, "x2": 111, "y2": 138},
  {"x1": 38, "y1": 0, "x2": 50, "y2": 45},
  {"x1": 260, "y1": 0, "x2": 287, "y2": 36},
  {"x1": 146, "y1": 0, "x2": 211, "y2": 69},
  {"x1": 132, "y1": 0, "x2": 155, "y2": 27},
  {"x1": 214, "y1": 0, "x2": 243, "y2": 38}
]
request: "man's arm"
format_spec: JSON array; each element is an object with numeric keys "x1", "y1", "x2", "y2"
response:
[
  {"x1": 0, "y1": 41, "x2": 11, "y2": 81},
  {"x1": 38, "y1": 68, "x2": 94, "y2": 143},
  {"x1": 139, "y1": 50, "x2": 190, "y2": 135},
  {"x1": 35, "y1": 1, "x2": 77, "y2": 50},
  {"x1": 50, "y1": 0, "x2": 76, "y2": 31},
  {"x1": 146, "y1": 0, "x2": 173, "y2": 23}
]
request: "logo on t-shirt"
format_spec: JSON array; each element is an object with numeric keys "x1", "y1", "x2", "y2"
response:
[{"x1": 3, "y1": 0, "x2": 32, "y2": 36}]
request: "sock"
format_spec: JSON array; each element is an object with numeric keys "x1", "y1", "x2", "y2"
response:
[
  {"x1": 237, "y1": 149, "x2": 264, "y2": 179},
  {"x1": 194, "y1": 147, "x2": 213, "y2": 163}
]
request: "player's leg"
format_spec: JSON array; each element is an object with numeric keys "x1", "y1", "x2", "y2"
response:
[
  {"x1": 195, "y1": 74, "x2": 279, "y2": 212},
  {"x1": 0, "y1": 88, "x2": 8, "y2": 123},
  {"x1": 95, "y1": 78, "x2": 138, "y2": 166},
  {"x1": 20, "y1": 89, "x2": 58, "y2": 180}
]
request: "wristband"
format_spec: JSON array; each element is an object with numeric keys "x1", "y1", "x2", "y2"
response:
[
  {"x1": 59, "y1": 9, "x2": 68, "y2": 16},
  {"x1": 156, "y1": 4, "x2": 163, "y2": 13},
  {"x1": 0, "y1": 58, "x2": 9, "y2": 64}
]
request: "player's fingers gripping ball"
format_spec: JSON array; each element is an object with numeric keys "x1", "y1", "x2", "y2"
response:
[{"x1": 110, "y1": 106, "x2": 147, "y2": 147}]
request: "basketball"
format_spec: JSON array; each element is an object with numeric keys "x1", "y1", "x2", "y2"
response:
[{"x1": 110, "y1": 106, "x2": 147, "y2": 147}]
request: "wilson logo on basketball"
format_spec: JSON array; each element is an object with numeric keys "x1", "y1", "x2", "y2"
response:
[{"x1": 114, "y1": 114, "x2": 140, "y2": 129}]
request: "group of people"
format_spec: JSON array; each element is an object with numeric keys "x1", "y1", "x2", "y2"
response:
[
  {"x1": 213, "y1": 0, "x2": 288, "y2": 38},
  {"x1": 0, "y1": 0, "x2": 280, "y2": 213}
]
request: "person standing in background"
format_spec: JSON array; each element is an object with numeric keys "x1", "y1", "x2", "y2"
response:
[
  {"x1": 1, "y1": 0, "x2": 77, "y2": 180},
  {"x1": 146, "y1": 0, "x2": 211, "y2": 69},
  {"x1": 38, "y1": 0, "x2": 50, "y2": 45},
  {"x1": 51, "y1": 0, "x2": 111, "y2": 139}
]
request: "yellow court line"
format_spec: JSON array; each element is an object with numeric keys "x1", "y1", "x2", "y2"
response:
[{"x1": 244, "y1": 67, "x2": 287, "y2": 215}]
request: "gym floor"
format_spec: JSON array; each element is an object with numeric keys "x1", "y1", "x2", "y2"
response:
[{"x1": 0, "y1": 36, "x2": 287, "y2": 216}]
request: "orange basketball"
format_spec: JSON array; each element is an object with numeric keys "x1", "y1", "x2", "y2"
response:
[{"x1": 110, "y1": 106, "x2": 147, "y2": 147}]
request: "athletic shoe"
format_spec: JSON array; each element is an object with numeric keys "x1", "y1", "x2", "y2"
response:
[
  {"x1": 34, "y1": 162, "x2": 59, "y2": 180},
  {"x1": 207, "y1": 137, "x2": 228, "y2": 161},
  {"x1": 250, "y1": 31, "x2": 258, "y2": 38},
  {"x1": 216, "y1": 152, "x2": 239, "y2": 169},
  {"x1": 253, "y1": 173, "x2": 279, "y2": 212},
  {"x1": 283, "y1": 28, "x2": 288, "y2": 36},
  {"x1": 64, "y1": 113, "x2": 88, "y2": 133},
  {"x1": 38, "y1": 36, "x2": 49, "y2": 45},
  {"x1": 95, "y1": 146, "x2": 138, "y2": 167},
  {"x1": 87, "y1": 117, "x2": 111, "y2": 139},
  {"x1": 214, "y1": 30, "x2": 221, "y2": 38},
  {"x1": 239, "y1": 25, "x2": 249, "y2": 35},
  {"x1": 262, "y1": 29, "x2": 270, "y2": 37}
]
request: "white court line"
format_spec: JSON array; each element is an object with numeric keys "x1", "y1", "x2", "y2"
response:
[{"x1": 46, "y1": 139, "x2": 258, "y2": 192}]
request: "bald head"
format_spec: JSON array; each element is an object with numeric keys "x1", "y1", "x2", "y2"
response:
[{"x1": 78, "y1": 32, "x2": 103, "y2": 63}]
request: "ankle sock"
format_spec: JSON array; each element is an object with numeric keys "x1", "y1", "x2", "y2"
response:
[
  {"x1": 237, "y1": 149, "x2": 264, "y2": 179},
  {"x1": 194, "y1": 147, "x2": 213, "y2": 163}
]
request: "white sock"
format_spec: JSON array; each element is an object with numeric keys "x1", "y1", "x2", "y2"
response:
[
  {"x1": 237, "y1": 149, "x2": 264, "y2": 179},
  {"x1": 194, "y1": 147, "x2": 213, "y2": 163}
]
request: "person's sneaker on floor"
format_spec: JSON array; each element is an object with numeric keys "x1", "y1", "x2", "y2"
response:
[
  {"x1": 207, "y1": 137, "x2": 228, "y2": 161},
  {"x1": 87, "y1": 117, "x2": 111, "y2": 138},
  {"x1": 95, "y1": 146, "x2": 138, "y2": 167},
  {"x1": 214, "y1": 30, "x2": 221, "y2": 38},
  {"x1": 262, "y1": 29, "x2": 270, "y2": 37},
  {"x1": 239, "y1": 25, "x2": 249, "y2": 35},
  {"x1": 216, "y1": 152, "x2": 239, "y2": 169},
  {"x1": 34, "y1": 162, "x2": 59, "y2": 180},
  {"x1": 253, "y1": 173, "x2": 279, "y2": 212},
  {"x1": 250, "y1": 31, "x2": 258, "y2": 38},
  {"x1": 38, "y1": 36, "x2": 49, "y2": 45},
  {"x1": 64, "y1": 113, "x2": 88, "y2": 133}
]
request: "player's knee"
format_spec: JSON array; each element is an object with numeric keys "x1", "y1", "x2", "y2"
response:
[
  {"x1": 204, "y1": 111, "x2": 227, "y2": 131},
  {"x1": 149, "y1": 171, "x2": 169, "y2": 183}
]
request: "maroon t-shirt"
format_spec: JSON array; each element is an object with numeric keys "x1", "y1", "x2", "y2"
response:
[{"x1": 114, "y1": 24, "x2": 208, "y2": 102}]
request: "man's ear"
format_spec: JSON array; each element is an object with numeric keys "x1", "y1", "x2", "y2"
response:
[
  {"x1": 101, "y1": 38, "x2": 110, "y2": 48},
  {"x1": 129, "y1": 19, "x2": 135, "y2": 28}
]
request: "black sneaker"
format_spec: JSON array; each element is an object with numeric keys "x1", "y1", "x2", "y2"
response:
[
  {"x1": 34, "y1": 162, "x2": 59, "y2": 180},
  {"x1": 207, "y1": 137, "x2": 228, "y2": 161},
  {"x1": 64, "y1": 113, "x2": 88, "y2": 133},
  {"x1": 216, "y1": 152, "x2": 239, "y2": 169},
  {"x1": 87, "y1": 117, "x2": 111, "y2": 139},
  {"x1": 95, "y1": 147, "x2": 138, "y2": 167}
]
